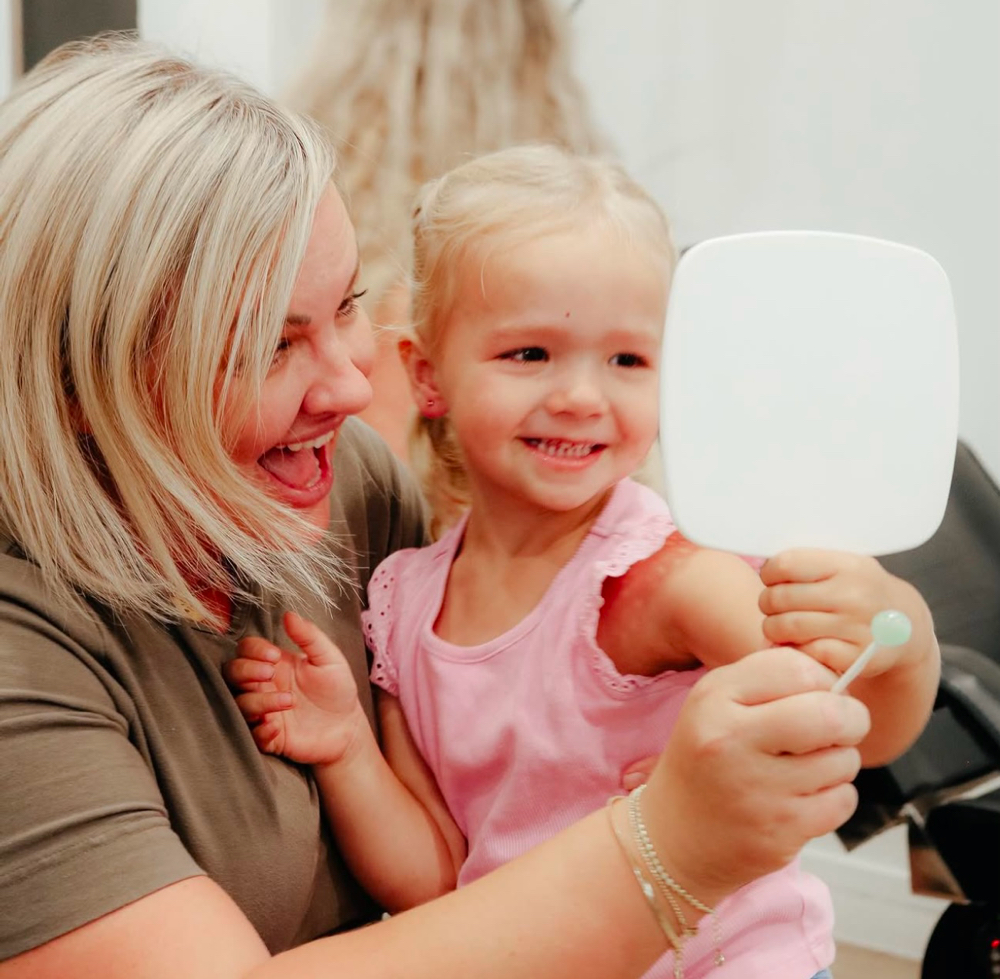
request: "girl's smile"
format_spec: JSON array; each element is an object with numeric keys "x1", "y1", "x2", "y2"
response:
[{"x1": 519, "y1": 437, "x2": 607, "y2": 468}]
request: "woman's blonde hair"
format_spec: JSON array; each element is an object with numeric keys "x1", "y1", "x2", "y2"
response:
[
  {"x1": 0, "y1": 35, "x2": 341, "y2": 624},
  {"x1": 408, "y1": 143, "x2": 676, "y2": 533},
  {"x1": 285, "y1": 0, "x2": 604, "y2": 310}
]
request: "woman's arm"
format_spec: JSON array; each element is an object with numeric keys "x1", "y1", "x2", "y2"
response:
[{"x1": 1, "y1": 646, "x2": 868, "y2": 979}]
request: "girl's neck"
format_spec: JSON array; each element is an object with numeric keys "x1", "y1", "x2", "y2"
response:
[
  {"x1": 461, "y1": 485, "x2": 613, "y2": 565},
  {"x1": 434, "y1": 485, "x2": 615, "y2": 647}
]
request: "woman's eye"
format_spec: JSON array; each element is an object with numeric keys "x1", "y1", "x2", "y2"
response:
[
  {"x1": 338, "y1": 288, "x2": 368, "y2": 317},
  {"x1": 610, "y1": 352, "x2": 648, "y2": 368},
  {"x1": 500, "y1": 346, "x2": 548, "y2": 363},
  {"x1": 269, "y1": 337, "x2": 291, "y2": 367}
]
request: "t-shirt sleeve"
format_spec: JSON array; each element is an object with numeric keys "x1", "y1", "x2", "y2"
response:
[{"x1": 0, "y1": 606, "x2": 202, "y2": 959}]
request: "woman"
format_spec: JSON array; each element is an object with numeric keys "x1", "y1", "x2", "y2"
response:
[{"x1": 0, "y1": 37, "x2": 872, "y2": 979}]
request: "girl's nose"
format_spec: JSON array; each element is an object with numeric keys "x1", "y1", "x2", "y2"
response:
[{"x1": 546, "y1": 368, "x2": 608, "y2": 417}]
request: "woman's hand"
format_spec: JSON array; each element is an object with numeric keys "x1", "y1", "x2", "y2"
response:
[
  {"x1": 640, "y1": 646, "x2": 869, "y2": 902},
  {"x1": 223, "y1": 611, "x2": 369, "y2": 765}
]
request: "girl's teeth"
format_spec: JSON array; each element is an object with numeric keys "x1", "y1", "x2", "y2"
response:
[{"x1": 529, "y1": 439, "x2": 596, "y2": 458}]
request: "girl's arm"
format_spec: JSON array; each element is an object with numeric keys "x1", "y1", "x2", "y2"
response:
[
  {"x1": 314, "y1": 691, "x2": 466, "y2": 910},
  {"x1": 2, "y1": 646, "x2": 868, "y2": 979},
  {"x1": 598, "y1": 532, "x2": 766, "y2": 676},
  {"x1": 759, "y1": 549, "x2": 941, "y2": 767},
  {"x1": 225, "y1": 614, "x2": 463, "y2": 911}
]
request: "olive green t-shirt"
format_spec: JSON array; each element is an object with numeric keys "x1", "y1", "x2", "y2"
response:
[{"x1": 0, "y1": 420, "x2": 426, "y2": 960}]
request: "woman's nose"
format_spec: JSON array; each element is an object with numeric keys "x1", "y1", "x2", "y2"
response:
[{"x1": 304, "y1": 330, "x2": 375, "y2": 418}]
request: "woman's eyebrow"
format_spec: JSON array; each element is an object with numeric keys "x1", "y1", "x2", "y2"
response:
[{"x1": 285, "y1": 259, "x2": 362, "y2": 326}]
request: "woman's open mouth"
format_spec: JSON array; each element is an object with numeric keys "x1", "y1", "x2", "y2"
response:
[{"x1": 257, "y1": 428, "x2": 338, "y2": 505}]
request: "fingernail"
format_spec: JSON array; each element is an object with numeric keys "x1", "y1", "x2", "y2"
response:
[
  {"x1": 277, "y1": 692, "x2": 293, "y2": 708},
  {"x1": 622, "y1": 772, "x2": 646, "y2": 791}
]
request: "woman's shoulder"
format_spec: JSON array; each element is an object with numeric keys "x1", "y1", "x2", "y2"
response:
[{"x1": 0, "y1": 529, "x2": 109, "y2": 654}]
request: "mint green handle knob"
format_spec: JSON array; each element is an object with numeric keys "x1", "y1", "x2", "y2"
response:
[
  {"x1": 833, "y1": 609, "x2": 913, "y2": 693},
  {"x1": 870, "y1": 609, "x2": 912, "y2": 648}
]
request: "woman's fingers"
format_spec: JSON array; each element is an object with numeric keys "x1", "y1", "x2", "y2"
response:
[
  {"x1": 715, "y1": 646, "x2": 839, "y2": 706},
  {"x1": 749, "y1": 690, "x2": 870, "y2": 755},
  {"x1": 786, "y1": 781, "x2": 861, "y2": 841},
  {"x1": 787, "y1": 746, "x2": 864, "y2": 795},
  {"x1": 636, "y1": 650, "x2": 870, "y2": 896}
]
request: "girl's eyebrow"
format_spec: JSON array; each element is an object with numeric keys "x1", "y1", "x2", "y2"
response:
[{"x1": 285, "y1": 259, "x2": 361, "y2": 327}]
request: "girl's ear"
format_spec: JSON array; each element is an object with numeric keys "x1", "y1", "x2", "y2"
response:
[{"x1": 399, "y1": 336, "x2": 448, "y2": 418}]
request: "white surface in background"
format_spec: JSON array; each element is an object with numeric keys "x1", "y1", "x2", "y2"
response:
[{"x1": 661, "y1": 232, "x2": 959, "y2": 556}]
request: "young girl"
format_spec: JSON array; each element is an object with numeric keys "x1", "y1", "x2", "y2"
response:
[{"x1": 227, "y1": 146, "x2": 940, "y2": 978}]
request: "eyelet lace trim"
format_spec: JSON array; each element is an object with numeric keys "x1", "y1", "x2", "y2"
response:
[
  {"x1": 364, "y1": 559, "x2": 401, "y2": 695},
  {"x1": 580, "y1": 513, "x2": 678, "y2": 694}
]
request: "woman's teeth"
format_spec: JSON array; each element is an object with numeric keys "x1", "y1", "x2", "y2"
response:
[
  {"x1": 277, "y1": 430, "x2": 337, "y2": 452},
  {"x1": 525, "y1": 438, "x2": 599, "y2": 458}
]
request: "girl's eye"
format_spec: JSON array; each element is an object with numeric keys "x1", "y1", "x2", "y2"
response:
[
  {"x1": 500, "y1": 346, "x2": 548, "y2": 363},
  {"x1": 610, "y1": 352, "x2": 648, "y2": 368},
  {"x1": 338, "y1": 288, "x2": 368, "y2": 317}
]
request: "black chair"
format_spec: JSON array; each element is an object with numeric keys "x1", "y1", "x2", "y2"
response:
[{"x1": 836, "y1": 441, "x2": 1000, "y2": 977}]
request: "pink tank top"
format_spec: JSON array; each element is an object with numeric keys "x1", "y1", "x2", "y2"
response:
[{"x1": 364, "y1": 478, "x2": 834, "y2": 978}]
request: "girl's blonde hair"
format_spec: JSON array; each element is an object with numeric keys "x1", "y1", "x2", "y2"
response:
[
  {"x1": 285, "y1": 0, "x2": 604, "y2": 310},
  {"x1": 0, "y1": 35, "x2": 341, "y2": 624},
  {"x1": 408, "y1": 143, "x2": 676, "y2": 533}
]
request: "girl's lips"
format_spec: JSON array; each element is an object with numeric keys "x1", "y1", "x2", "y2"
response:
[{"x1": 520, "y1": 437, "x2": 606, "y2": 469}]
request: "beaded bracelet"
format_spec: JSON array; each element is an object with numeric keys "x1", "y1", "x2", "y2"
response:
[
  {"x1": 629, "y1": 784, "x2": 726, "y2": 969},
  {"x1": 606, "y1": 796, "x2": 684, "y2": 954}
]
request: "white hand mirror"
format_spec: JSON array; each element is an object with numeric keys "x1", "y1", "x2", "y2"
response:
[{"x1": 660, "y1": 231, "x2": 959, "y2": 559}]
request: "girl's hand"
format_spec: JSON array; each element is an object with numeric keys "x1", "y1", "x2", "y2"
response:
[
  {"x1": 641, "y1": 646, "x2": 869, "y2": 901},
  {"x1": 759, "y1": 549, "x2": 925, "y2": 680},
  {"x1": 223, "y1": 611, "x2": 369, "y2": 766}
]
